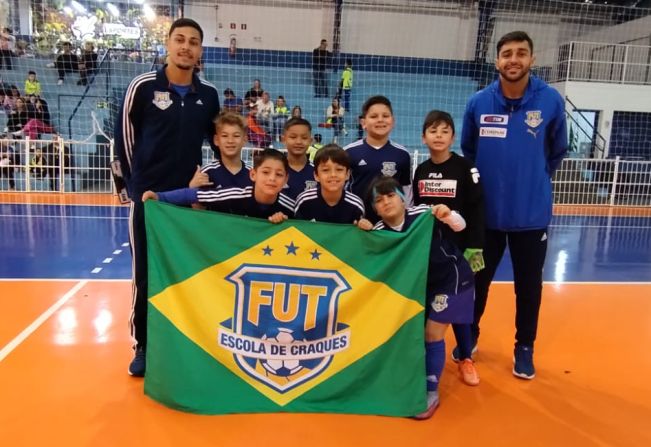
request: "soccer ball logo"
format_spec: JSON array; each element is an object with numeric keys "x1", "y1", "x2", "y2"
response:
[{"x1": 260, "y1": 327, "x2": 303, "y2": 377}]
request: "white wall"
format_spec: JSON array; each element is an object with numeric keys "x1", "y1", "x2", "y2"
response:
[{"x1": 579, "y1": 15, "x2": 651, "y2": 45}]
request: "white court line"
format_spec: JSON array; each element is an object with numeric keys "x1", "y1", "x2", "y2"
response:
[
  {"x1": 102, "y1": 258, "x2": 113, "y2": 264},
  {"x1": 113, "y1": 250, "x2": 122, "y2": 255},
  {"x1": 0, "y1": 214, "x2": 128, "y2": 220},
  {"x1": 0, "y1": 280, "x2": 88, "y2": 362},
  {"x1": 91, "y1": 267, "x2": 102, "y2": 274},
  {"x1": 122, "y1": 243, "x2": 129, "y2": 247}
]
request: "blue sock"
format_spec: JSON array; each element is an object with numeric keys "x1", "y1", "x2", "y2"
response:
[
  {"x1": 452, "y1": 323, "x2": 473, "y2": 359},
  {"x1": 425, "y1": 340, "x2": 445, "y2": 392}
]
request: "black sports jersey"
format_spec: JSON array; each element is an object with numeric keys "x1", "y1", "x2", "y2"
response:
[
  {"x1": 284, "y1": 163, "x2": 317, "y2": 200},
  {"x1": 294, "y1": 188, "x2": 365, "y2": 224},
  {"x1": 373, "y1": 205, "x2": 473, "y2": 297},
  {"x1": 197, "y1": 186, "x2": 295, "y2": 218},
  {"x1": 201, "y1": 159, "x2": 252, "y2": 190},
  {"x1": 413, "y1": 153, "x2": 484, "y2": 250}
]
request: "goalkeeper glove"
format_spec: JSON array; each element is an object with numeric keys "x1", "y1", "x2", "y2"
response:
[{"x1": 464, "y1": 248, "x2": 485, "y2": 273}]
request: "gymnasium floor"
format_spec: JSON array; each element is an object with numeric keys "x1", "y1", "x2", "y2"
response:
[{"x1": 0, "y1": 193, "x2": 650, "y2": 446}]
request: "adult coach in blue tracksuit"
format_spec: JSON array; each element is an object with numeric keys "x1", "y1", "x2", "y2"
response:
[
  {"x1": 114, "y1": 18, "x2": 220, "y2": 377},
  {"x1": 461, "y1": 31, "x2": 567, "y2": 380}
]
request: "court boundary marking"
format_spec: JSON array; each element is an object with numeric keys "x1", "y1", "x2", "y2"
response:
[{"x1": 0, "y1": 280, "x2": 88, "y2": 362}]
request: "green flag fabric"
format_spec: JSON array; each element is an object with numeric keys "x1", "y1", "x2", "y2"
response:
[{"x1": 144, "y1": 200, "x2": 433, "y2": 416}]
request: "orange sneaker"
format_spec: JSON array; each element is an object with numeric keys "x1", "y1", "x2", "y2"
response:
[{"x1": 458, "y1": 359, "x2": 480, "y2": 386}]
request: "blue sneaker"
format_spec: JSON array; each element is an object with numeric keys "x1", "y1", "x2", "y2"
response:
[
  {"x1": 451, "y1": 342, "x2": 478, "y2": 363},
  {"x1": 513, "y1": 345, "x2": 535, "y2": 379},
  {"x1": 128, "y1": 347, "x2": 146, "y2": 377}
]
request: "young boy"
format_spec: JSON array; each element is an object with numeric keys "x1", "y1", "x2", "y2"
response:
[
  {"x1": 190, "y1": 112, "x2": 251, "y2": 191},
  {"x1": 306, "y1": 133, "x2": 323, "y2": 163},
  {"x1": 366, "y1": 176, "x2": 473, "y2": 419},
  {"x1": 339, "y1": 59, "x2": 353, "y2": 114},
  {"x1": 344, "y1": 95, "x2": 411, "y2": 223},
  {"x1": 272, "y1": 95, "x2": 290, "y2": 142},
  {"x1": 281, "y1": 117, "x2": 316, "y2": 200},
  {"x1": 24, "y1": 71, "x2": 41, "y2": 96},
  {"x1": 143, "y1": 148, "x2": 294, "y2": 222},
  {"x1": 413, "y1": 110, "x2": 485, "y2": 386},
  {"x1": 294, "y1": 144, "x2": 365, "y2": 224}
]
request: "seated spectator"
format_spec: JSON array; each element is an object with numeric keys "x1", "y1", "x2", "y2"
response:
[
  {"x1": 78, "y1": 41, "x2": 98, "y2": 86},
  {"x1": 306, "y1": 133, "x2": 324, "y2": 162},
  {"x1": 272, "y1": 95, "x2": 290, "y2": 142},
  {"x1": 222, "y1": 88, "x2": 244, "y2": 115},
  {"x1": 55, "y1": 42, "x2": 80, "y2": 86},
  {"x1": 25, "y1": 71, "x2": 41, "y2": 96},
  {"x1": 244, "y1": 79, "x2": 264, "y2": 110},
  {"x1": 21, "y1": 98, "x2": 55, "y2": 140},
  {"x1": 291, "y1": 105, "x2": 302, "y2": 119},
  {"x1": 0, "y1": 142, "x2": 16, "y2": 190},
  {"x1": 6, "y1": 97, "x2": 31, "y2": 135},
  {"x1": 255, "y1": 91, "x2": 274, "y2": 135},
  {"x1": 246, "y1": 105, "x2": 271, "y2": 148},
  {"x1": 3, "y1": 85, "x2": 20, "y2": 112},
  {"x1": 326, "y1": 97, "x2": 346, "y2": 141},
  {"x1": 44, "y1": 138, "x2": 72, "y2": 191},
  {"x1": 0, "y1": 28, "x2": 15, "y2": 70},
  {"x1": 30, "y1": 146, "x2": 47, "y2": 179}
]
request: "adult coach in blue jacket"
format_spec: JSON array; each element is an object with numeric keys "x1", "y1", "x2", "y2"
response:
[
  {"x1": 114, "y1": 18, "x2": 220, "y2": 377},
  {"x1": 461, "y1": 31, "x2": 567, "y2": 380}
]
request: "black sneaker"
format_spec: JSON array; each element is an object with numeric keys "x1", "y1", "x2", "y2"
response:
[
  {"x1": 513, "y1": 345, "x2": 535, "y2": 379},
  {"x1": 451, "y1": 341, "x2": 478, "y2": 363},
  {"x1": 128, "y1": 346, "x2": 146, "y2": 377}
]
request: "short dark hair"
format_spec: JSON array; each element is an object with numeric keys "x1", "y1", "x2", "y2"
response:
[
  {"x1": 223, "y1": 88, "x2": 234, "y2": 96},
  {"x1": 169, "y1": 18, "x2": 204, "y2": 43},
  {"x1": 313, "y1": 133, "x2": 322, "y2": 143},
  {"x1": 496, "y1": 31, "x2": 533, "y2": 55},
  {"x1": 422, "y1": 110, "x2": 455, "y2": 135},
  {"x1": 361, "y1": 95, "x2": 393, "y2": 117},
  {"x1": 28, "y1": 70, "x2": 36, "y2": 76},
  {"x1": 368, "y1": 176, "x2": 404, "y2": 206},
  {"x1": 253, "y1": 148, "x2": 289, "y2": 173},
  {"x1": 313, "y1": 144, "x2": 350, "y2": 171},
  {"x1": 284, "y1": 117, "x2": 312, "y2": 133},
  {"x1": 346, "y1": 58, "x2": 352, "y2": 66},
  {"x1": 321, "y1": 39, "x2": 327, "y2": 44}
]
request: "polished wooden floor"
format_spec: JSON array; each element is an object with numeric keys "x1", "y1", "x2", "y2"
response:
[{"x1": 1, "y1": 194, "x2": 650, "y2": 446}]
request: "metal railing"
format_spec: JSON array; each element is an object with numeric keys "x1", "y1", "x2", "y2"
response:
[
  {"x1": 2, "y1": 140, "x2": 650, "y2": 207},
  {"x1": 554, "y1": 41, "x2": 651, "y2": 85}
]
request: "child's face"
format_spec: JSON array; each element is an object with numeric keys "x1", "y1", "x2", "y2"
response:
[
  {"x1": 314, "y1": 159, "x2": 349, "y2": 194},
  {"x1": 250, "y1": 159, "x2": 288, "y2": 197},
  {"x1": 422, "y1": 122, "x2": 454, "y2": 155},
  {"x1": 276, "y1": 98, "x2": 285, "y2": 107},
  {"x1": 214, "y1": 123, "x2": 246, "y2": 159},
  {"x1": 282, "y1": 125, "x2": 311, "y2": 158},
  {"x1": 362, "y1": 104, "x2": 394, "y2": 140},
  {"x1": 28, "y1": 74, "x2": 35, "y2": 81},
  {"x1": 374, "y1": 191, "x2": 405, "y2": 222}
]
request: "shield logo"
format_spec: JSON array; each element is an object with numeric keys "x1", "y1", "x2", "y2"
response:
[
  {"x1": 305, "y1": 180, "x2": 318, "y2": 191},
  {"x1": 152, "y1": 91, "x2": 173, "y2": 110},
  {"x1": 431, "y1": 294, "x2": 449, "y2": 313},
  {"x1": 381, "y1": 161, "x2": 397, "y2": 177},
  {"x1": 524, "y1": 110, "x2": 543, "y2": 128},
  {"x1": 221, "y1": 265, "x2": 351, "y2": 393}
]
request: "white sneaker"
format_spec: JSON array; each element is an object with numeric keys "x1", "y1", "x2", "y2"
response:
[
  {"x1": 57, "y1": 79, "x2": 64, "y2": 86},
  {"x1": 46, "y1": 62, "x2": 55, "y2": 68}
]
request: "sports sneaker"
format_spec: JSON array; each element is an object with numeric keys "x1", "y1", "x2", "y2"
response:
[
  {"x1": 57, "y1": 79, "x2": 64, "y2": 86},
  {"x1": 451, "y1": 341, "x2": 478, "y2": 363},
  {"x1": 513, "y1": 345, "x2": 535, "y2": 379},
  {"x1": 128, "y1": 346, "x2": 146, "y2": 377},
  {"x1": 458, "y1": 359, "x2": 480, "y2": 386},
  {"x1": 413, "y1": 390, "x2": 440, "y2": 420}
]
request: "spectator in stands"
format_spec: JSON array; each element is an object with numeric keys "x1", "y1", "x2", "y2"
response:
[
  {"x1": 55, "y1": 42, "x2": 80, "y2": 86},
  {"x1": 272, "y1": 95, "x2": 290, "y2": 142},
  {"x1": 306, "y1": 133, "x2": 323, "y2": 162},
  {"x1": 0, "y1": 28, "x2": 15, "y2": 70},
  {"x1": 244, "y1": 79, "x2": 264, "y2": 110},
  {"x1": 291, "y1": 105, "x2": 302, "y2": 119},
  {"x1": 247, "y1": 104, "x2": 271, "y2": 148},
  {"x1": 3, "y1": 85, "x2": 21, "y2": 112},
  {"x1": 357, "y1": 114, "x2": 364, "y2": 139},
  {"x1": 326, "y1": 97, "x2": 345, "y2": 141},
  {"x1": 339, "y1": 58, "x2": 353, "y2": 113},
  {"x1": 24, "y1": 71, "x2": 42, "y2": 96},
  {"x1": 78, "y1": 41, "x2": 98, "y2": 86},
  {"x1": 256, "y1": 91, "x2": 274, "y2": 135},
  {"x1": 223, "y1": 88, "x2": 244, "y2": 115},
  {"x1": 21, "y1": 98, "x2": 55, "y2": 140},
  {"x1": 0, "y1": 142, "x2": 16, "y2": 190},
  {"x1": 30, "y1": 146, "x2": 47, "y2": 179},
  {"x1": 7, "y1": 97, "x2": 31, "y2": 136},
  {"x1": 312, "y1": 39, "x2": 332, "y2": 97}
]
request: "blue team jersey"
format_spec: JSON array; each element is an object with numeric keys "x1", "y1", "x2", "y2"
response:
[
  {"x1": 201, "y1": 160, "x2": 252, "y2": 190},
  {"x1": 158, "y1": 186, "x2": 295, "y2": 218},
  {"x1": 344, "y1": 139, "x2": 412, "y2": 202},
  {"x1": 284, "y1": 162, "x2": 317, "y2": 200},
  {"x1": 294, "y1": 188, "x2": 365, "y2": 224},
  {"x1": 373, "y1": 205, "x2": 473, "y2": 298}
]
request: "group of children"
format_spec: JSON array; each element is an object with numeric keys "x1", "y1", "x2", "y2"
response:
[{"x1": 142, "y1": 95, "x2": 485, "y2": 420}]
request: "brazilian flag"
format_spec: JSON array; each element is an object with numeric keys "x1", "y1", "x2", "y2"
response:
[{"x1": 144, "y1": 200, "x2": 433, "y2": 416}]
